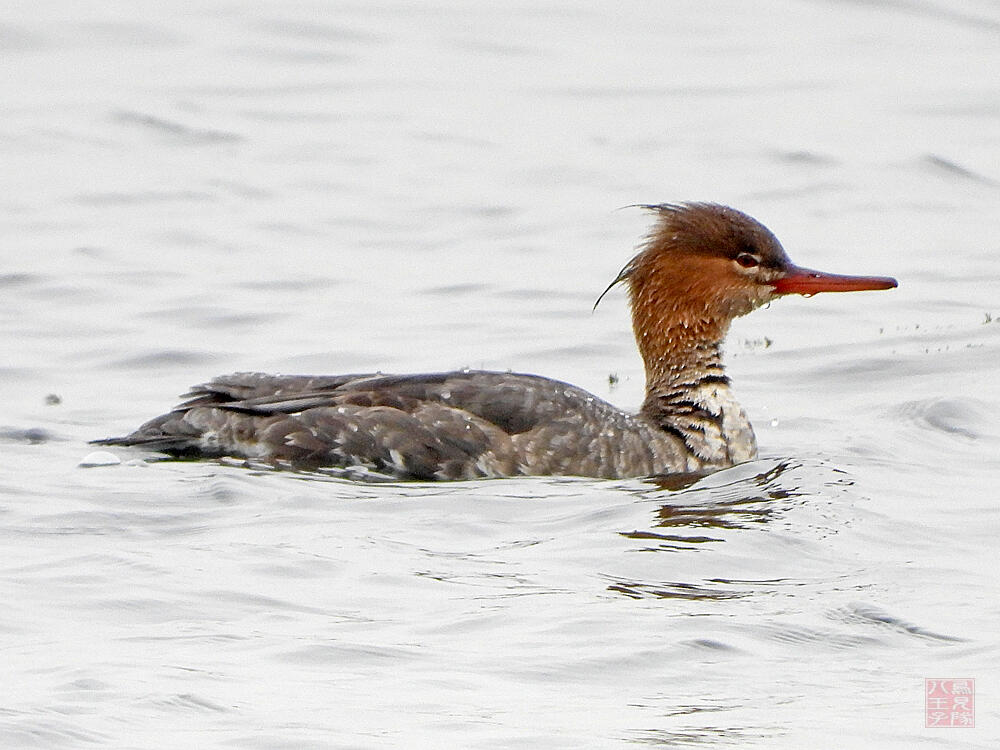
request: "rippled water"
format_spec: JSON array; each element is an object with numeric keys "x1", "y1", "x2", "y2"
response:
[{"x1": 2, "y1": 1, "x2": 999, "y2": 747}]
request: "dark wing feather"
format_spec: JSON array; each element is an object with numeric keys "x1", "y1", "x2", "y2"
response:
[
  {"x1": 177, "y1": 370, "x2": 585, "y2": 436},
  {"x1": 93, "y1": 370, "x2": 623, "y2": 478},
  {"x1": 175, "y1": 371, "x2": 379, "y2": 409}
]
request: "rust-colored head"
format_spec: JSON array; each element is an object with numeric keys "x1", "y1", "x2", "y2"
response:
[{"x1": 599, "y1": 203, "x2": 897, "y2": 381}]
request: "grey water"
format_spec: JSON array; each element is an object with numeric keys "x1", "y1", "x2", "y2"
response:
[{"x1": 2, "y1": 1, "x2": 999, "y2": 747}]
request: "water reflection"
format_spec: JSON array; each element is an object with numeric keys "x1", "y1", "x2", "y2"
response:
[
  {"x1": 632, "y1": 460, "x2": 806, "y2": 539},
  {"x1": 628, "y1": 726, "x2": 762, "y2": 747},
  {"x1": 607, "y1": 461, "x2": 835, "y2": 601},
  {"x1": 605, "y1": 576, "x2": 747, "y2": 601}
]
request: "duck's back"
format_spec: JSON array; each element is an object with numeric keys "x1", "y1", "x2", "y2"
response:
[{"x1": 97, "y1": 370, "x2": 691, "y2": 480}]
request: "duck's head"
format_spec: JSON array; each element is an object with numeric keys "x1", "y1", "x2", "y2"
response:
[{"x1": 600, "y1": 202, "x2": 897, "y2": 328}]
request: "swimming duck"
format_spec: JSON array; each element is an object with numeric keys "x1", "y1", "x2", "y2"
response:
[{"x1": 96, "y1": 203, "x2": 897, "y2": 480}]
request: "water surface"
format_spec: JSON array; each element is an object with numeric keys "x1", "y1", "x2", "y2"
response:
[{"x1": 2, "y1": 1, "x2": 998, "y2": 747}]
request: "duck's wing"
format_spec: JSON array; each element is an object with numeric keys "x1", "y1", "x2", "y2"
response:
[
  {"x1": 178, "y1": 370, "x2": 606, "y2": 432},
  {"x1": 174, "y1": 371, "x2": 380, "y2": 410},
  {"x1": 94, "y1": 370, "x2": 629, "y2": 479}
]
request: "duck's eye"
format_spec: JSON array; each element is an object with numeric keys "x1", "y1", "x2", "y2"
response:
[{"x1": 735, "y1": 253, "x2": 760, "y2": 269}]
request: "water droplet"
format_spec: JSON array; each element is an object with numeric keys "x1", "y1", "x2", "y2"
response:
[{"x1": 79, "y1": 451, "x2": 121, "y2": 468}]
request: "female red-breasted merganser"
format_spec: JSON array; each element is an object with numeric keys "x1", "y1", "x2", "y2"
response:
[{"x1": 97, "y1": 203, "x2": 896, "y2": 480}]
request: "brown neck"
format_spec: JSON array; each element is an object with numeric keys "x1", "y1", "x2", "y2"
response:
[
  {"x1": 631, "y1": 300, "x2": 730, "y2": 396},
  {"x1": 632, "y1": 310, "x2": 749, "y2": 465}
]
